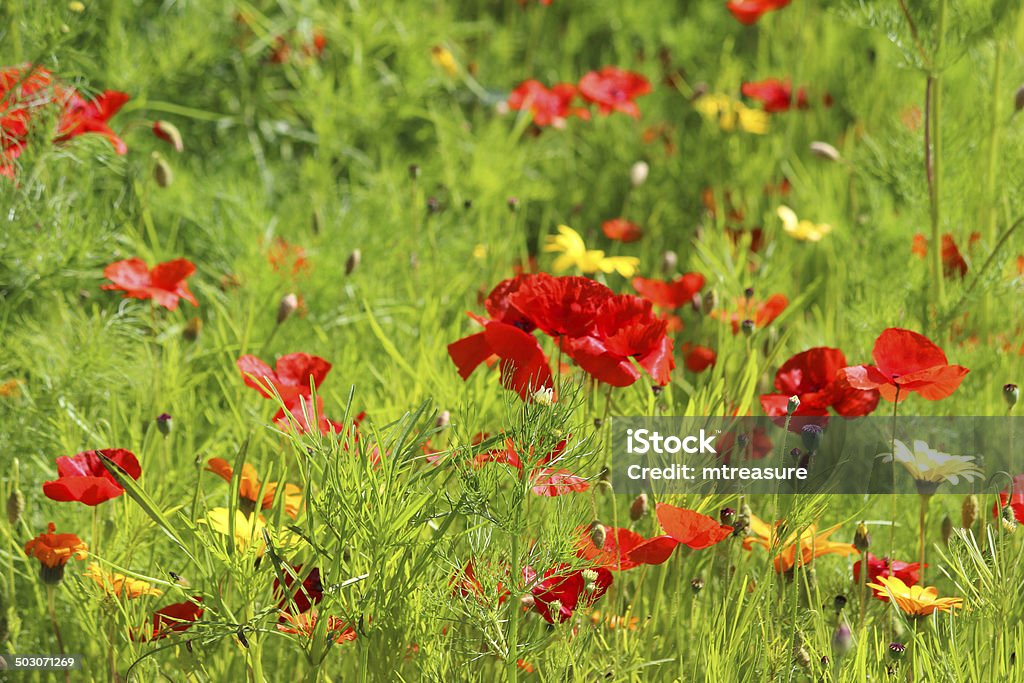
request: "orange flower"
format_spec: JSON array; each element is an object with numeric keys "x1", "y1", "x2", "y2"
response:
[
  {"x1": 24, "y1": 523, "x2": 88, "y2": 583},
  {"x1": 84, "y1": 563, "x2": 163, "y2": 598},
  {"x1": 867, "y1": 576, "x2": 963, "y2": 616},
  {"x1": 206, "y1": 457, "x2": 303, "y2": 518},
  {"x1": 741, "y1": 514, "x2": 857, "y2": 573},
  {"x1": 277, "y1": 611, "x2": 356, "y2": 644}
]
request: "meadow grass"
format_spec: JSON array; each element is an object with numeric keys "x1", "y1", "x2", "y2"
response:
[{"x1": 1, "y1": 0, "x2": 1024, "y2": 681}]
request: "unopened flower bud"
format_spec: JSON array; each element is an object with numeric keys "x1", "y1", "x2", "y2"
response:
[
  {"x1": 1002, "y1": 505, "x2": 1018, "y2": 533},
  {"x1": 6, "y1": 489, "x2": 24, "y2": 526},
  {"x1": 831, "y1": 624, "x2": 853, "y2": 657},
  {"x1": 660, "y1": 250, "x2": 678, "y2": 275},
  {"x1": 702, "y1": 289, "x2": 717, "y2": 315},
  {"x1": 183, "y1": 316, "x2": 202, "y2": 342},
  {"x1": 1004, "y1": 383, "x2": 1019, "y2": 409},
  {"x1": 720, "y1": 507, "x2": 736, "y2": 526},
  {"x1": 507, "y1": 197, "x2": 520, "y2": 212},
  {"x1": 311, "y1": 208, "x2": 323, "y2": 235},
  {"x1": 853, "y1": 522, "x2": 870, "y2": 553},
  {"x1": 741, "y1": 319, "x2": 755, "y2": 337},
  {"x1": 800, "y1": 424, "x2": 823, "y2": 452},
  {"x1": 156, "y1": 413, "x2": 172, "y2": 437},
  {"x1": 888, "y1": 642, "x2": 906, "y2": 661},
  {"x1": 408, "y1": 164, "x2": 420, "y2": 180},
  {"x1": 152, "y1": 152, "x2": 173, "y2": 187},
  {"x1": 1015, "y1": 85, "x2": 1024, "y2": 113},
  {"x1": 426, "y1": 196, "x2": 441, "y2": 213},
  {"x1": 588, "y1": 521, "x2": 607, "y2": 549},
  {"x1": 277, "y1": 293, "x2": 298, "y2": 324},
  {"x1": 345, "y1": 249, "x2": 361, "y2": 276},
  {"x1": 786, "y1": 395, "x2": 801, "y2": 415},
  {"x1": 743, "y1": 286, "x2": 755, "y2": 299},
  {"x1": 435, "y1": 410, "x2": 450, "y2": 429},
  {"x1": 809, "y1": 141, "x2": 841, "y2": 162},
  {"x1": 629, "y1": 160, "x2": 649, "y2": 188},
  {"x1": 152, "y1": 120, "x2": 184, "y2": 152},
  {"x1": 833, "y1": 594, "x2": 847, "y2": 613},
  {"x1": 941, "y1": 515, "x2": 953, "y2": 546},
  {"x1": 690, "y1": 577, "x2": 704, "y2": 594},
  {"x1": 630, "y1": 493, "x2": 648, "y2": 521},
  {"x1": 961, "y1": 494, "x2": 979, "y2": 530}
]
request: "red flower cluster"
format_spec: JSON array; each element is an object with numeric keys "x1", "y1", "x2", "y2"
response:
[
  {"x1": 912, "y1": 232, "x2": 980, "y2": 279},
  {"x1": 577, "y1": 526, "x2": 678, "y2": 571},
  {"x1": 602, "y1": 218, "x2": 643, "y2": 243},
  {"x1": 760, "y1": 347, "x2": 880, "y2": 421},
  {"x1": 508, "y1": 67, "x2": 651, "y2": 126},
  {"x1": 523, "y1": 564, "x2": 613, "y2": 624},
  {"x1": 42, "y1": 449, "x2": 142, "y2": 506},
  {"x1": 450, "y1": 559, "x2": 510, "y2": 607},
  {"x1": 474, "y1": 437, "x2": 588, "y2": 497},
  {"x1": 1, "y1": 65, "x2": 128, "y2": 177},
  {"x1": 842, "y1": 328, "x2": 968, "y2": 403},
  {"x1": 632, "y1": 274, "x2": 705, "y2": 310},
  {"x1": 101, "y1": 258, "x2": 198, "y2": 311},
  {"x1": 448, "y1": 274, "x2": 674, "y2": 398},
  {"x1": 726, "y1": 0, "x2": 791, "y2": 25},
  {"x1": 741, "y1": 78, "x2": 830, "y2": 113}
]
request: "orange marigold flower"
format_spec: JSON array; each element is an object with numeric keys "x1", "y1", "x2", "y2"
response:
[
  {"x1": 206, "y1": 457, "x2": 303, "y2": 519},
  {"x1": 84, "y1": 563, "x2": 163, "y2": 599},
  {"x1": 741, "y1": 514, "x2": 857, "y2": 573},
  {"x1": 277, "y1": 611, "x2": 356, "y2": 644},
  {"x1": 24, "y1": 523, "x2": 88, "y2": 583},
  {"x1": 867, "y1": 575, "x2": 963, "y2": 616}
]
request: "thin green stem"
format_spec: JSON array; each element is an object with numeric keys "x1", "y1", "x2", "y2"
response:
[
  {"x1": 918, "y1": 494, "x2": 930, "y2": 585},
  {"x1": 926, "y1": 0, "x2": 948, "y2": 316},
  {"x1": 888, "y1": 390, "x2": 900, "y2": 564}
]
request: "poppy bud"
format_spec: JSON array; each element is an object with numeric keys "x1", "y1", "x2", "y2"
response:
[
  {"x1": 1015, "y1": 85, "x2": 1024, "y2": 113},
  {"x1": 629, "y1": 161, "x2": 649, "y2": 188},
  {"x1": 593, "y1": 418, "x2": 604, "y2": 429},
  {"x1": 6, "y1": 489, "x2": 24, "y2": 526},
  {"x1": 156, "y1": 413, "x2": 172, "y2": 437},
  {"x1": 853, "y1": 522, "x2": 870, "y2": 553},
  {"x1": 800, "y1": 424, "x2": 823, "y2": 452},
  {"x1": 435, "y1": 410, "x2": 450, "y2": 429},
  {"x1": 888, "y1": 642, "x2": 906, "y2": 661},
  {"x1": 152, "y1": 153, "x2": 173, "y2": 188},
  {"x1": 345, "y1": 249, "x2": 361, "y2": 276},
  {"x1": 790, "y1": 447, "x2": 802, "y2": 460},
  {"x1": 741, "y1": 319, "x2": 755, "y2": 337},
  {"x1": 690, "y1": 577, "x2": 704, "y2": 594},
  {"x1": 408, "y1": 164, "x2": 420, "y2": 180},
  {"x1": 743, "y1": 286, "x2": 755, "y2": 299},
  {"x1": 426, "y1": 196, "x2": 441, "y2": 214},
  {"x1": 629, "y1": 493, "x2": 648, "y2": 521},
  {"x1": 702, "y1": 289, "x2": 717, "y2": 315},
  {"x1": 506, "y1": 197, "x2": 522, "y2": 213},
  {"x1": 786, "y1": 395, "x2": 801, "y2": 416},
  {"x1": 660, "y1": 250, "x2": 678, "y2": 275},
  {"x1": 1004, "y1": 383, "x2": 1019, "y2": 409},
  {"x1": 463, "y1": 199, "x2": 473, "y2": 210},
  {"x1": 152, "y1": 120, "x2": 184, "y2": 152},
  {"x1": 588, "y1": 521, "x2": 607, "y2": 549},
  {"x1": 961, "y1": 494, "x2": 978, "y2": 530},
  {"x1": 809, "y1": 141, "x2": 841, "y2": 162},
  {"x1": 720, "y1": 507, "x2": 736, "y2": 525},
  {"x1": 833, "y1": 594, "x2": 847, "y2": 613},
  {"x1": 1002, "y1": 505, "x2": 1017, "y2": 534},
  {"x1": 183, "y1": 316, "x2": 202, "y2": 342},
  {"x1": 651, "y1": 385, "x2": 663, "y2": 396},
  {"x1": 594, "y1": 479, "x2": 613, "y2": 496},
  {"x1": 276, "y1": 293, "x2": 298, "y2": 324},
  {"x1": 690, "y1": 292, "x2": 703, "y2": 313},
  {"x1": 831, "y1": 624, "x2": 853, "y2": 658}
]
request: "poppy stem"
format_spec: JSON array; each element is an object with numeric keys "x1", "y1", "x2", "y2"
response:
[
  {"x1": 918, "y1": 494, "x2": 930, "y2": 585},
  {"x1": 888, "y1": 389, "x2": 900, "y2": 567},
  {"x1": 858, "y1": 548, "x2": 868, "y2": 626},
  {"x1": 46, "y1": 585, "x2": 70, "y2": 683},
  {"x1": 925, "y1": 0, "x2": 948, "y2": 317}
]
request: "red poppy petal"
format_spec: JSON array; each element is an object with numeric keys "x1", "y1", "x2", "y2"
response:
[
  {"x1": 655, "y1": 503, "x2": 732, "y2": 549},
  {"x1": 563, "y1": 336, "x2": 640, "y2": 387},
  {"x1": 841, "y1": 365, "x2": 889, "y2": 391},
  {"x1": 102, "y1": 258, "x2": 151, "y2": 290},
  {"x1": 43, "y1": 477, "x2": 124, "y2": 505},
  {"x1": 626, "y1": 535, "x2": 678, "y2": 565},
  {"x1": 447, "y1": 331, "x2": 493, "y2": 380},
  {"x1": 895, "y1": 364, "x2": 969, "y2": 401},
  {"x1": 637, "y1": 335, "x2": 675, "y2": 385},
  {"x1": 274, "y1": 353, "x2": 332, "y2": 390},
  {"x1": 237, "y1": 355, "x2": 277, "y2": 398},
  {"x1": 871, "y1": 328, "x2": 949, "y2": 378}
]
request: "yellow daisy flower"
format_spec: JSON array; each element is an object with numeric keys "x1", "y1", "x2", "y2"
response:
[
  {"x1": 202, "y1": 507, "x2": 267, "y2": 557},
  {"x1": 883, "y1": 439, "x2": 982, "y2": 494},
  {"x1": 694, "y1": 93, "x2": 768, "y2": 135},
  {"x1": 867, "y1": 575, "x2": 963, "y2": 616},
  {"x1": 84, "y1": 563, "x2": 163, "y2": 599},
  {"x1": 544, "y1": 225, "x2": 639, "y2": 277}
]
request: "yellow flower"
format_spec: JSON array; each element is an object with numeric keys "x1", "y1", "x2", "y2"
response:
[
  {"x1": 473, "y1": 244, "x2": 488, "y2": 260},
  {"x1": 741, "y1": 514, "x2": 857, "y2": 574},
  {"x1": 202, "y1": 507, "x2": 267, "y2": 557},
  {"x1": 84, "y1": 563, "x2": 163, "y2": 599},
  {"x1": 544, "y1": 225, "x2": 639, "y2": 277},
  {"x1": 430, "y1": 45, "x2": 458, "y2": 77},
  {"x1": 867, "y1": 575, "x2": 963, "y2": 616},
  {"x1": 694, "y1": 93, "x2": 768, "y2": 135},
  {"x1": 776, "y1": 205, "x2": 832, "y2": 242},
  {"x1": 884, "y1": 439, "x2": 982, "y2": 491}
]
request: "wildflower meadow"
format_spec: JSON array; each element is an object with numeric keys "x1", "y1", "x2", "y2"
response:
[{"x1": 2, "y1": 1, "x2": 1024, "y2": 681}]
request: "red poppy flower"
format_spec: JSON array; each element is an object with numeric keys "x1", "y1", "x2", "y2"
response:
[
  {"x1": 448, "y1": 314, "x2": 555, "y2": 401},
  {"x1": 841, "y1": 328, "x2": 969, "y2": 402},
  {"x1": 577, "y1": 526, "x2": 678, "y2": 570},
  {"x1": 506, "y1": 273, "x2": 610, "y2": 339},
  {"x1": 42, "y1": 449, "x2": 141, "y2": 506},
  {"x1": 760, "y1": 347, "x2": 880, "y2": 419},
  {"x1": 561, "y1": 295, "x2": 674, "y2": 386},
  {"x1": 132, "y1": 599, "x2": 203, "y2": 641},
  {"x1": 56, "y1": 90, "x2": 130, "y2": 155},
  {"x1": 450, "y1": 560, "x2": 511, "y2": 606},
  {"x1": 853, "y1": 553, "x2": 924, "y2": 591},
  {"x1": 274, "y1": 566, "x2": 323, "y2": 614},
  {"x1": 712, "y1": 293, "x2": 788, "y2": 334},
  {"x1": 101, "y1": 258, "x2": 198, "y2": 311},
  {"x1": 237, "y1": 352, "x2": 332, "y2": 417},
  {"x1": 508, "y1": 80, "x2": 590, "y2": 128},
  {"x1": 601, "y1": 218, "x2": 643, "y2": 243},
  {"x1": 726, "y1": 0, "x2": 792, "y2": 25},
  {"x1": 741, "y1": 78, "x2": 808, "y2": 113},
  {"x1": 524, "y1": 564, "x2": 612, "y2": 624},
  {"x1": 911, "y1": 232, "x2": 980, "y2": 279},
  {"x1": 632, "y1": 273, "x2": 706, "y2": 309},
  {"x1": 578, "y1": 67, "x2": 652, "y2": 119},
  {"x1": 655, "y1": 504, "x2": 733, "y2": 549},
  {"x1": 681, "y1": 344, "x2": 717, "y2": 373}
]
